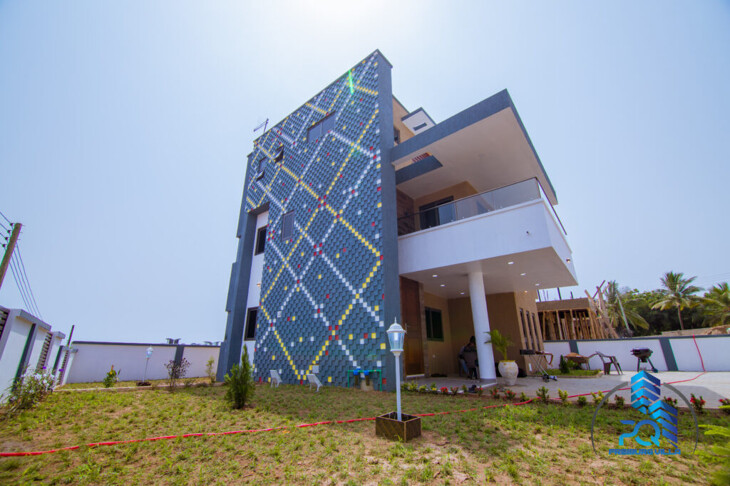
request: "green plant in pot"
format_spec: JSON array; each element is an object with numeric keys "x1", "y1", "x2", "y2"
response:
[{"x1": 485, "y1": 330, "x2": 517, "y2": 386}]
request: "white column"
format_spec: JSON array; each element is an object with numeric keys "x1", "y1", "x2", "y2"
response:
[{"x1": 468, "y1": 271, "x2": 496, "y2": 381}]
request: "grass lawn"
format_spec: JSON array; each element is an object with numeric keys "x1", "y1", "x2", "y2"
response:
[{"x1": 0, "y1": 384, "x2": 726, "y2": 485}]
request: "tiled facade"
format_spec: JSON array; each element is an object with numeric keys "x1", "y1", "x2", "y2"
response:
[{"x1": 220, "y1": 51, "x2": 397, "y2": 387}]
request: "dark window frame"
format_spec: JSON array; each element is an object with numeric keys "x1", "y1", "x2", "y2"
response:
[
  {"x1": 281, "y1": 211, "x2": 295, "y2": 241},
  {"x1": 256, "y1": 157, "x2": 266, "y2": 179},
  {"x1": 425, "y1": 307, "x2": 444, "y2": 341},
  {"x1": 244, "y1": 307, "x2": 258, "y2": 341},
  {"x1": 307, "y1": 113, "x2": 335, "y2": 144},
  {"x1": 254, "y1": 225, "x2": 267, "y2": 255},
  {"x1": 274, "y1": 146, "x2": 284, "y2": 163}
]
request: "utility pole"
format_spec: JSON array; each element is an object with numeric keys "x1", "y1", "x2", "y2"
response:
[{"x1": 0, "y1": 222, "x2": 21, "y2": 291}]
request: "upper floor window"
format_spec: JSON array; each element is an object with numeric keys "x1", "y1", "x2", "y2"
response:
[
  {"x1": 282, "y1": 211, "x2": 295, "y2": 241},
  {"x1": 255, "y1": 157, "x2": 265, "y2": 179},
  {"x1": 274, "y1": 146, "x2": 284, "y2": 163},
  {"x1": 425, "y1": 307, "x2": 444, "y2": 341},
  {"x1": 244, "y1": 308, "x2": 258, "y2": 340},
  {"x1": 254, "y1": 225, "x2": 267, "y2": 255},
  {"x1": 307, "y1": 113, "x2": 335, "y2": 143}
]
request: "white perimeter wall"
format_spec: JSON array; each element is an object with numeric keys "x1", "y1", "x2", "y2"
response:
[
  {"x1": 27, "y1": 327, "x2": 50, "y2": 371},
  {"x1": 544, "y1": 335, "x2": 730, "y2": 372},
  {"x1": 0, "y1": 316, "x2": 32, "y2": 399},
  {"x1": 65, "y1": 343, "x2": 221, "y2": 384}
]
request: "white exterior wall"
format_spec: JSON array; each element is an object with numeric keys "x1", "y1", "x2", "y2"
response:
[
  {"x1": 183, "y1": 346, "x2": 220, "y2": 378},
  {"x1": 65, "y1": 343, "x2": 221, "y2": 384},
  {"x1": 398, "y1": 200, "x2": 576, "y2": 279},
  {"x1": 575, "y1": 339, "x2": 668, "y2": 372},
  {"x1": 242, "y1": 211, "x2": 268, "y2": 363},
  {"x1": 27, "y1": 326, "x2": 49, "y2": 370},
  {"x1": 545, "y1": 335, "x2": 730, "y2": 372},
  {"x1": 669, "y1": 336, "x2": 729, "y2": 372},
  {"x1": 0, "y1": 315, "x2": 32, "y2": 400}
]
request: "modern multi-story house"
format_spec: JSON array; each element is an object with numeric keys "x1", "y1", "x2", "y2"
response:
[{"x1": 217, "y1": 50, "x2": 577, "y2": 389}]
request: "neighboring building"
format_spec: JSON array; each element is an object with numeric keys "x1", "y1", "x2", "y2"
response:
[
  {"x1": 218, "y1": 50, "x2": 577, "y2": 388},
  {"x1": 0, "y1": 305, "x2": 67, "y2": 400}
]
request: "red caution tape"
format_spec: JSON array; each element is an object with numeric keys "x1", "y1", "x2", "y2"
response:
[{"x1": 0, "y1": 366, "x2": 709, "y2": 458}]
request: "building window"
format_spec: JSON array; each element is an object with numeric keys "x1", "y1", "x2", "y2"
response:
[
  {"x1": 425, "y1": 307, "x2": 443, "y2": 341},
  {"x1": 274, "y1": 146, "x2": 284, "y2": 163},
  {"x1": 282, "y1": 211, "x2": 294, "y2": 241},
  {"x1": 307, "y1": 113, "x2": 335, "y2": 143},
  {"x1": 394, "y1": 127, "x2": 400, "y2": 144},
  {"x1": 244, "y1": 308, "x2": 257, "y2": 340},
  {"x1": 256, "y1": 157, "x2": 265, "y2": 179},
  {"x1": 254, "y1": 225, "x2": 267, "y2": 255}
]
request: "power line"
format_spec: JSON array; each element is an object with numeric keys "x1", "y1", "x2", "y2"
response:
[
  {"x1": 0, "y1": 221, "x2": 9, "y2": 233},
  {"x1": 15, "y1": 244, "x2": 42, "y2": 319},
  {"x1": 0, "y1": 210, "x2": 11, "y2": 225},
  {"x1": 8, "y1": 255, "x2": 33, "y2": 313},
  {"x1": 10, "y1": 252, "x2": 37, "y2": 316}
]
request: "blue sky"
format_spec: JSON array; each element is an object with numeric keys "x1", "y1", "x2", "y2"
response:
[{"x1": 1, "y1": 1, "x2": 728, "y2": 343}]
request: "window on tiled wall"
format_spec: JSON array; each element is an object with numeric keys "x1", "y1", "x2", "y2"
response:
[
  {"x1": 307, "y1": 113, "x2": 335, "y2": 143},
  {"x1": 254, "y1": 226, "x2": 267, "y2": 255},
  {"x1": 281, "y1": 211, "x2": 294, "y2": 241},
  {"x1": 244, "y1": 308, "x2": 258, "y2": 340},
  {"x1": 425, "y1": 307, "x2": 443, "y2": 341},
  {"x1": 256, "y1": 157, "x2": 265, "y2": 179}
]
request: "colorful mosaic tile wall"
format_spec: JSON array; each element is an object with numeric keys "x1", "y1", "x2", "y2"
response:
[{"x1": 243, "y1": 53, "x2": 388, "y2": 387}]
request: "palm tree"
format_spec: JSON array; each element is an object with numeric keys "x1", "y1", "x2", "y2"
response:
[
  {"x1": 652, "y1": 272, "x2": 702, "y2": 331},
  {"x1": 604, "y1": 281, "x2": 649, "y2": 333},
  {"x1": 702, "y1": 282, "x2": 730, "y2": 327}
]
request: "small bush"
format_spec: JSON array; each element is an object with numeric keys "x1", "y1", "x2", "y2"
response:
[
  {"x1": 720, "y1": 398, "x2": 730, "y2": 413},
  {"x1": 417, "y1": 385, "x2": 427, "y2": 393},
  {"x1": 591, "y1": 391, "x2": 604, "y2": 406},
  {"x1": 699, "y1": 413, "x2": 730, "y2": 486},
  {"x1": 504, "y1": 389, "x2": 516, "y2": 400},
  {"x1": 577, "y1": 396, "x2": 588, "y2": 407},
  {"x1": 164, "y1": 358, "x2": 191, "y2": 392},
  {"x1": 224, "y1": 346, "x2": 255, "y2": 409},
  {"x1": 489, "y1": 388, "x2": 500, "y2": 399},
  {"x1": 205, "y1": 357, "x2": 216, "y2": 384},
  {"x1": 476, "y1": 386, "x2": 484, "y2": 397},
  {"x1": 3, "y1": 368, "x2": 56, "y2": 414},
  {"x1": 519, "y1": 392, "x2": 529, "y2": 402},
  {"x1": 536, "y1": 386, "x2": 550, "y2": 403},
  {"x1": 103, "y1": 366, "x2": 120, "y2": 388},
  {"x1": 690, "y1": 394, "x2": 706, "y2": 414},
  {"x1": 559, "y1": 356, "x2": 570, "y2": 374},
  {"x1": 664, "y1": 396, "x2": 678, "y2": 408},
  {"x1": 449, "y1": 386, "x2": 459, "y2": 396},
  {"x1": 461, "y1": 384, "x2": 468, "y2": 394},
  {"x1": 614, "y1": 395, "x2": 625, "y2": 409},
  {"x1": 439, "y1": 386, "x2": 449, "y2": 395},
  {"x1": 558, "y1": 389, "x2": 569, "y2": 405}
]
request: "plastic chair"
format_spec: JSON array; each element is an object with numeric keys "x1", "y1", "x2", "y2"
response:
[
  {"x1": 307, "y1": 373, "x2": 323, "y2": 392},
  {"x1": 270, "y1": 370, "x2": 282, "y2": 387}
]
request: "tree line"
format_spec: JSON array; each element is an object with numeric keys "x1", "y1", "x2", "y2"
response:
[{"x1": 603, "y1": 271, "x2": 730, "y2": 336}]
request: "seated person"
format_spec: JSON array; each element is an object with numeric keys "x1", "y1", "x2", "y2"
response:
[{"x1": 459, "y1": 336, "x2": 479, "y2": 379}]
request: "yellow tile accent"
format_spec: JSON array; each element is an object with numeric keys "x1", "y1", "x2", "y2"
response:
[
  {"x1": 371, "y1": 333, "x2": 376, "y2": 339},
  {"x1": 348, "y1": 334, "x2": 353, "y2": 340},
  {"x1": 380, "y1": 343, "x2": 386, "y2": 350},
  {"x1": 336, "y1": 253, "x2": 340, "y2": 259},
  {"x1": 299, "y1": 337, "x2": 303, "y2": 342},
  {"x1": 328, "y1": 377, "x2": 332, "y2": 383},
  {"x1": 374, "y1": 306, "x2": 379, "y2": 311},
  {"x1": 292, "y1": 316, "x2": 296, "y2": 321},
  {"x1": 355, "y1": 293, "x2": 360, "y2": 299},
  {"x1": 318, "y1": 274, "x2": 322, "y2": 279},
  {"x1": 272, "y1": 355, "x2": 276, "y2": 360},
  {"x1": 377, "y1": 202, "x2": 382, "y2": 208}
]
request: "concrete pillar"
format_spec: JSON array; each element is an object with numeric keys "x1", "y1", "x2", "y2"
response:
[{"x1": 468, "y1": 271, "x2": 496, "y2": 381}]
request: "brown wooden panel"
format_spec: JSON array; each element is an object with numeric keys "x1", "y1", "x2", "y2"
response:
[{"x1": 400, "y1": 277, "x2": 424, "y2": 375}]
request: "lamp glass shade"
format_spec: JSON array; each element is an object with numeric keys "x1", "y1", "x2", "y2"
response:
[
  {"x1": 386, "y1": 321, "x2": 406, "y2": 353},
  {"x1": 146, "y1": 346, "x2": 154, "y2": 358}
]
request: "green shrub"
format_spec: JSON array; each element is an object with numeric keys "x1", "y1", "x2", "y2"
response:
[
  {"x1": 614, "y1": 395, "x2": 625, "y2": 409},
  {"x1": 559, "y1": 356, "x2": 570, "y2": 374},
  {"x1": 102, "y1": 366, "x2": 120, "y2": 388},
  {"x1": 577, "y1": 396, "x2": 588, "y2": 407},
  {"x1": 164, "y1": 358, "x2": 191, "y2": 392},
  {"x1": 558, "y1": 389, "x2": 568, "y2": 405},
  {"x1": 536, "y1": 386, "x2": 550, "y2": 403},
  {"x1": 224, "y1": 346, "x2": 255, "y2": 409},
  {"x1": 205, "y1": 357, "x2": 216, "y2": 384},
  {"x1": 591, "y1": 391, "x2": 604, "y2": 406},
  {"x1": 691, "y1": 393, "x2": 706, "y2": 414},
  {"x1": 519, "y1": 392, "x2": 529, "y2": 402},
  {"x1": 699, "y1": 410, "x2": 730, "y2": 486},
  {"x1": 504, "y1": 389, "x2": 516, "y2": 400},
  {"x1": 3, "y1": 368, "x2": 56, "y2": 414},
  {"x1": 489, "y1": 387, "x2": 500, "y2": 399}
]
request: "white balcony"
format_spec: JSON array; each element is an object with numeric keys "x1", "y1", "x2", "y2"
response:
[{"x1": 397, "y1": 179, "x2": 577, "y2": 296}]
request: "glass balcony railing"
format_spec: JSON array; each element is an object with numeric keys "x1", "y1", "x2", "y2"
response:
[{"x1": 397, "y1": 178, "x2": 565, "y2": 236}]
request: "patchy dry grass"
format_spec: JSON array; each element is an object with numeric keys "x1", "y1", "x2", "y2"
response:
[{"x1": 0, "y1": 384, "x2": 725, "y2": 484}]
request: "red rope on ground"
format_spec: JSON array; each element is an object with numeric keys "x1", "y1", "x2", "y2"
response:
[{"x1": 1, "y1": 342, "x2": 710, "y2": 458}]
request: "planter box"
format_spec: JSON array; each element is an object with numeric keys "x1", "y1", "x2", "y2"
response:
[{"x1": 375, "y1": 412, "x2": 421, "y2": 442}]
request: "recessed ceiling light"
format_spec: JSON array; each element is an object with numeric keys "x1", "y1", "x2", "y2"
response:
[
  {"x1": 520, "y1": 273, "x2": 526, "y2": 276},
  {"x1": 508, "y1": 261, "x2": 514, "y2": 265},
  {"x1": 432, "y1": 274, "x2": 438, "y2": 278},
  {"x1": 460, "y1": 292, "x2": 465, "y2": 295},
  {"x1": 566, "y1": 258, "x2": 572, "y2": 263},
  {"x1": 440, "y1": 284, "x2": 446, "y2": 287},
  {"x1": 535, "y1": 283, "x2": 540, "y2": 286}
]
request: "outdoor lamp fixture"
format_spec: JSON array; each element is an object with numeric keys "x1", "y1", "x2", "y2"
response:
[
  {"x1": 143, "y1": 346, "x2": 154, "y2": 384},
  {"x1": 386, "y1": 319, "x2": 406, "y2": 421}
]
